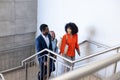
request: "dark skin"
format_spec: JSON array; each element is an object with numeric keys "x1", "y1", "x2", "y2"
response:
[{"x1": 42, "y1": 27, "x2": 49, "y2": 36}]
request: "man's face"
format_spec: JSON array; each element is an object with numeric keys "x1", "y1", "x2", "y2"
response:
[{"x1": 42, "y1": 27, "x2": 49, "y2": 36}]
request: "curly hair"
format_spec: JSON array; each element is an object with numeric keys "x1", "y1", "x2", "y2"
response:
[
  {"x1": 40, "y1": 24, "x2": 48, "y2": 32},
  {"x1": 65, "y1": 22, "x2": 78, "y2": 35}
]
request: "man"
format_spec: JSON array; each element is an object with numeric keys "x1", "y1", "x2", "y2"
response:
[{"x1": 36, "y1": 24, "x2": 55, "y2": 80}]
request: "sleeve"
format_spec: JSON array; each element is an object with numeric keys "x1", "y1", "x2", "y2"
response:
[
  {"x1": 35, "y1": 37, "x2": 44, "y2": 57},
  {"x1": 36, "y1": 38, "x2": 41, "y2": 52},
  {"x1": 35, "y1": 38, "x2": 42, "y2": 62},
  {"x1": 55, "y1": 39, "x2": 58, "y2": 53},
  {"x1": 36, "y1": 37, "x2": 46, "y2": 63},
  {"x1": 60, "y1": 35, "x2": 67, "y2": 54},
  {"x1": 75, "y1": 34, "x2": 80, "y2": 51}
]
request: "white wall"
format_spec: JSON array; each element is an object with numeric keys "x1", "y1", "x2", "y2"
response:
[{"x1": 37, "y1": 0, "x2": 120, "y2": 46}]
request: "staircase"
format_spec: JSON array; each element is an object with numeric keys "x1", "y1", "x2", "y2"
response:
[
  {"x1": 3, "y1": 63, "x2": 39, "y2": 80},
  {"x1": 1, "y1": 40, "x2": 119, "y2": 80}
]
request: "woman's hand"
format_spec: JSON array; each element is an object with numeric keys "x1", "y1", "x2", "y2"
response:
[
  {"x1": 78, "y1": 52, "x2": 80, "y2": 56},
  {"x1": 76, "y1": 49, "x2": 80, "y2": 56}
]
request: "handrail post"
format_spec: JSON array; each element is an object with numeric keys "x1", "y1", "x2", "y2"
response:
[
  {"x1": 70, "y1": 63, "x2": 74, "y2": 71},
  {"x1": 47, "y1": 53, "x2": 50, "y2": 80},
  {"x1": 0, "y1": 73, "x2": 5, "y2": 80},
  {"x1": 114, "y1": 48, "x2": 119, "y2": 74},
  {"x1": 25, "y1": 63, "x2": 28, "y2": 80}
]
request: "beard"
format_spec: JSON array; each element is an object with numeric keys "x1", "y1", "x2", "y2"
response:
[{"x1": 44, "y1": 32, "x2": 49, "y2": 36}]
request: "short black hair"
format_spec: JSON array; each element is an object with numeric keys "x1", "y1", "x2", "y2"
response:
[
  {"x1": 40, "y1": 24, "x2": 48, "y2": 32},
  {"x1": 65, "y1": 22, "x2": 78, "y2": 35}
]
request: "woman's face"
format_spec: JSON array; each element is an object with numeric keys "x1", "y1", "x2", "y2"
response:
[
  {"x1": 67, "y1": 27, "x2": 72, "y2": 34},
  {"x1": 50, "y1": 31, "x2": 55, "y2": 39}
]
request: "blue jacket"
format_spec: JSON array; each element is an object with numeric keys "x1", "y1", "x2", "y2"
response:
[
  {"x1": 36, "y1": 34, "x2": 53, "y2": 62},
  {"x1": 36, "y1": 34, "x2": 55, "y2": 72}
]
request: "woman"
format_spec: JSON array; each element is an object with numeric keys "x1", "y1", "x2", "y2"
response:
[
  {"x1": 60, "y1": 22, "x2": 80, "y2": 71},
  {"x1": 50, "y1": 31, "x2": 58, "y2": 53}
]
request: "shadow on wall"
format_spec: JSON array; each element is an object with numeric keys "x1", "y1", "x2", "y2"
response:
[
  {"x1": 86, "y1": 26, "x2": 96, "y2": 40},
  {"x1": 85, "y1": 26, "x2": 96, "y2": 56}
]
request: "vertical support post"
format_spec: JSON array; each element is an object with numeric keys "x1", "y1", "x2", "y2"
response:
[
  {"x1": 70, "y1": 63, "x2": 74, "y2": 71},
  {"x1": 47, "y1": 53, "x2": 50, "y2": 80},
  {"x1": 25, "y1": 63, "x2": 28, "y2": 80},
  {"x1": 114, "y1": 48, "x2": 119, "y2": 73}
]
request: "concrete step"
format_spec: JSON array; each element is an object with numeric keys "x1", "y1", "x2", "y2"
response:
[{"x1": 3, "y1": 63, "x2": 39, "y2": 80}]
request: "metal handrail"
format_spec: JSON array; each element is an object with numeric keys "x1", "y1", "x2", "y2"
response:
[
  {"x1": 1, "y1": 45, "x2": 119, "y2": 79},
  {"x1": 22, "y1": 40, "x2": 110, "y2": 63},
  {"x1": 52, "y1": 53, "x2": 120, "y2": 80},
  {"x1": 0, "y1": 73, "x2": 5, "y2": 80},
  {"x1": 22, "y1": 48, "x2": 73, "y2": 64},
  {"x1": 79, "y1": 40, "x2": 110, "y2": 48},
  {"x1": 0, "y1": 40, "x2": 109, "y2": 73},
  {"x1": 0, "y1": 48, "x2": 73, "y2": 74},
  {"x1": 73, "y1": 45, "x2": 120, "y2": 63},
  {"x1": 21, "y1": 40, "x2": 93, "y2": 64},
  {"x1": 86, "y1": 40, "x2": 110, "y2": 48},
  {"x1": 22, "y1": 44, "x2": 119, "y2": 65},
  {"x1": 0, "y1": 40, "x2": 85, "y2": 73}
]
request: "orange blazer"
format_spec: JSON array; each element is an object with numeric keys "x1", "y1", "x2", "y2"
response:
[{"x1": 60, "y1": 34, "x2": 80, "y2": 57}]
